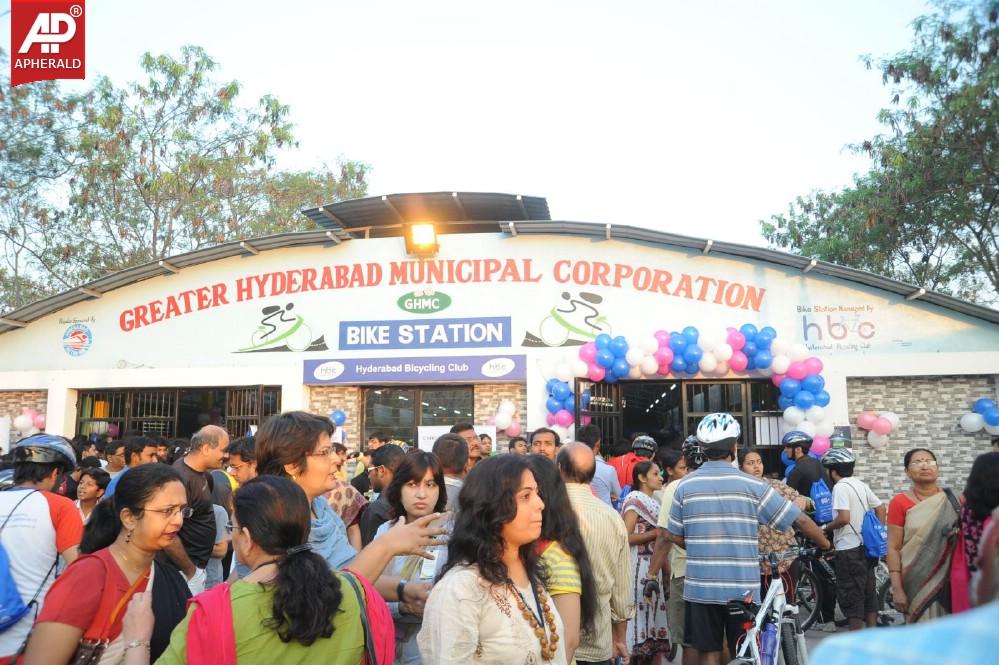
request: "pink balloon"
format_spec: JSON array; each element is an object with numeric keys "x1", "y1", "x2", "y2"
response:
[
  {"x1": 771, "y1": 373, "x2": 785, "y2": 387},
  {"x1": 810, "y1": 435, "x2": 831, "y2": 456},
  {"x1": 579, "y1": 342, "x2": 597, "y2": 363},
  {"x1": 658, "y1": 363, "x2": 671, "y2": 376},
  {"x1": 786, "y1": 361, "x2": 807, "y2": 381},
  {"x1": 587, "y1": 365, "x2": 606, "y2": 382},
  {"x1": 727, "y1": 331, "x2": 746, "y2": 350},
  {"x1": 856, "y1": 411, "x2": 878, "y2": 430},
  {"x1": 654, "y1": 348, "x2": 674, "y2": 365},
  {"x1": 555, "y1": 409, "x2": 574, "y2": 427},
  {"x1": 581, "y1": 415, "x2": 592, "y2": 426},
  {"x1": 546, "y1": 412, "x2": 557, "y2": 426},
  {"x1": 872, "y1": 417, "x2": 893, "y2": 435},
  {"x1": 654, "y1": 330, "x2": 670, "y2": 345},
  {"x1": 726, "y1": 327, "x2": 737, "y2": 334},
  {"x1": 729, "y1": 351, "x2": 749, "y2": 372},
  {"x1": 505, "y1": 420, "x2": 522, "y2": 437},
  {"x1": 108, "y1": 423, "x2": 120, "y2": 438},
  {"x1": 32, "y1": 414, "x2": 46, "y2": 430},
  {"x1": 804, "y1": 357, "x2": 824, "y2": 375},
  {"x1": 486, "y1": 415, "x2": 496, "y2": 426}
]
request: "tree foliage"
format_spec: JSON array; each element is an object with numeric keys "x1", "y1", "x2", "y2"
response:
[
  {"x1": 761, "y1": 0, "x2": 998, "y2": 305},
  {"x1": 0, "y1": 46, "x2": 367, "y2": 314}
]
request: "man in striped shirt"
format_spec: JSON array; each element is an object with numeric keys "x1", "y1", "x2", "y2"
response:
[{"x1": 666, "y1": 413, "x2": 830, "y2": 665}]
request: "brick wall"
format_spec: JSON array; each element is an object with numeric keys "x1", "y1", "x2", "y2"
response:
[
  {"x1": 308, "y1": 386, "x2": 361, "y2": 448},
  {"x1": 0, "y1": 390, "x2": 48, "y2": 444},
  {"x1": 846, "y1": 375, "x2": 996, "y2": 500},
  {"x1": 474, "y1": 383, "x2": 527, "y2": 453}
]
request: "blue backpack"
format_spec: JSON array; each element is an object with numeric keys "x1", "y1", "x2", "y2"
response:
[
  {"x1": 0, "y1": 491, "x2": 35, "y2": 632},
  {"x1": 845, "y1": 482, "x2": 888, "y2": 558},
  {"x1": 810, "y1": 477, "x2": 834, "y2": 524}
]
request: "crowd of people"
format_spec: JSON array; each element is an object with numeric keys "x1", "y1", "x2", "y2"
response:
[{"x1": 0, "y1": 413, "x2": 996, "y2": 665}]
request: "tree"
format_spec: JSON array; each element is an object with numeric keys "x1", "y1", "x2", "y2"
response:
[
  {"x1": 0, "y1": 46, "x2": 368, "y2": 314},
  {"x1": 761, "y1": 0, "x2": 998, "y2": 306}
]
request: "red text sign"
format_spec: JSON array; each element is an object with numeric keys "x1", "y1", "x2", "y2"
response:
[{"x1": 10, "y1": 0, "x2": 85, "y2": 87}]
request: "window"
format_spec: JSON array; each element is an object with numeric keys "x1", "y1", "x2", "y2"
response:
[{"x1": 362, "y1": 386, "x2": 474, "y2": 449}]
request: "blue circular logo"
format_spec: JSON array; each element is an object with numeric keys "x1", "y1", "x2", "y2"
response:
[{"x1": 63, "y1": 324, "x2": 93, "y2": 356}]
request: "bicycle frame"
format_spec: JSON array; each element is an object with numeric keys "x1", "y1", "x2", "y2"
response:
[{"x1": 732, "y1": 553, "x2": 809, "y2": 665}]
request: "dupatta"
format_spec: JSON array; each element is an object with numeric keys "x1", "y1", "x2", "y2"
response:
[{"x1": 901, "y1": 490, "x2": 960, "y2": 623}]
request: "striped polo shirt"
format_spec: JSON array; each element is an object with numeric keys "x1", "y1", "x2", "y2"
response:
[{"x1": 667, "y1": 461, "x2": 799, "y2": 604}]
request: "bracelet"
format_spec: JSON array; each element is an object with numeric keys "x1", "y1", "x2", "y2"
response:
[
  {"x1": 397, "y1": 581, "x2": 407, "y2": 602},
  {"x1": 124, "y1": 640, "x2": 150, "y2": 652},
  {"x1": 889, "y1": 569, "x2": 902, "y2": 574}
]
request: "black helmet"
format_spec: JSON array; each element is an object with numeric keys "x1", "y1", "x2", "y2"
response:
[
  {"x1": 13, "y1": 434, "x2": 76, "y2": 473},
  {"x1": 681, "y1": 435, "x2": 706, "y2": 468},
  {"x1": 781, "y1": 431, "x2": 813, "y2": 450}
]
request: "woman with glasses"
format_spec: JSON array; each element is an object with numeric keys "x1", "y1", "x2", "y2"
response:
[
  {"x1": 887, "y1": 448, "x2": 961, "y2": 622},
  {"x1": 21, "y1": 463, "x2": 191, "y2": 664}
]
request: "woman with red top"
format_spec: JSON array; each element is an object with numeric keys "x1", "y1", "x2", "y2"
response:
[
  {"x1": 886, "y1": 448, "x2": 961, "y2": 623},
  {"x1": 22, "y1": 463, "x2": 188, "y2": 664}
]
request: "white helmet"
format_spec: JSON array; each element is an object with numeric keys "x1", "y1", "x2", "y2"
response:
[
  {"x1": 696, "y1": 413, "x2": 741, "y2": 447},
  {"x1": 821, "y1": 447, "x2": 856, "y2": 467}
]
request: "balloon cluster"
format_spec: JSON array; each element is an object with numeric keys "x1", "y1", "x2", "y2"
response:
[
  {"x1": 12, "y1": 407, "x2": 46, "y2": 438},
  {"x1": 545, "y1": 379, "x2": 576, "y2": 428},
  {"x1": 329, "y1": 410, "x2": 347, "y2": 426},
  {"x1": 489, "y1": 399, "x2": 522, "y2": 437},
  {"x1": 959, "y1": 398, "x2": 999, "y2": 435},
  {"x1": 855, "y1": 410, "x2": 900, "y2": 449}
]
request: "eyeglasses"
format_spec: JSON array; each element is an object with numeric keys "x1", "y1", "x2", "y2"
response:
[
  {"x1": 307, "y1": 448, "x2": 336, "y2": 458},
  {"x1": 909, "y1": 460, "x2": 938, "y2": 468},
  {"x1": 145, "y1": 506, "x2": 193, "y2": 519},
  {"x1": 224, "y1": 522, "x2": 235, "y2": 534},
  {"x1": 228, "y1": 462, "x2": 247, "y2": 472}
]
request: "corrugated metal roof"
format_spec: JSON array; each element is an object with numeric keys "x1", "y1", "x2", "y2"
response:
[{"x1": 2, "y1": 218, "x2": 997, "y2": 336}]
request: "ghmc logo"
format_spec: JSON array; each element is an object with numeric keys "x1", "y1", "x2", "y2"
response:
[{"x1": 10, "y1": 1, "x2": 86, "y2": 87}]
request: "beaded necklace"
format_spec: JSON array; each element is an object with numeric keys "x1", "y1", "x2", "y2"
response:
[{"x1": 506, "y1": 579, "x2": 559, "y2": 661}]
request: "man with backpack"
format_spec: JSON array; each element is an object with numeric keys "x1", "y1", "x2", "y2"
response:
[
  {"x1": 820, "y1": 447, "x2": 887, "y2": 632},
  {"x1": 0, "y1": 434, "x2": 83, "y2": 661}
]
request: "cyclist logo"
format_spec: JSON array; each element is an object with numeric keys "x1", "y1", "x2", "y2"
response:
[
  {"x1": 522, "y1": 291, "x2": 612, "y2": 347},
  {"x1": 235, "y1": 302, "x2": 328, "y2": 353},
  {"x1": 62, "y1": 323, "x2": 93, "y2": 356}
]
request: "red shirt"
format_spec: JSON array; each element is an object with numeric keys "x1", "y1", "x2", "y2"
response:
[
  {"x1": 37, "y1": 548, "x2": 149, "y2": 641},
  {"x1": 609, "y1": 452, "x2": 642, "y2": 488},
  {"x1": 887, "y1": 493, "x2": 918, "y2": 528}
]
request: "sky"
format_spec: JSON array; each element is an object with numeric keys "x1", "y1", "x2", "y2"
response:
[{"x1": 2, "y1": 0, "x2": 930, "y2": 247}]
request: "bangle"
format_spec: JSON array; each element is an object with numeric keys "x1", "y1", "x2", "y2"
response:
[
  {"x1": 397, "y1": 581, "x2": 407, "y2": 602},
  {"x1": 124, "y1": 639, "x2": 150, "y2": 652},
  {"x1": 889, "y1": 569, "x2": 901, "y2": 574}
]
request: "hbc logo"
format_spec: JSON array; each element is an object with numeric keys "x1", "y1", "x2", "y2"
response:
[{"x1": 10, "y1": 1, "x2": 86, "y2": 87}]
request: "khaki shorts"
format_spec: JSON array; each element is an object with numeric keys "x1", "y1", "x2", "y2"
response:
[{"x1": 669, "y1": 576, "x2": 687, "y2": 646}]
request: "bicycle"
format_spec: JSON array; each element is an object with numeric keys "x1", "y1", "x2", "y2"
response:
[{"x1": 727, "y1": 548, "x2": 811, "y2": 665}]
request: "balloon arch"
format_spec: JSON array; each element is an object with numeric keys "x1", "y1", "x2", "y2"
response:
[{"x1": 539, "y1": 323, "x2": 836, "y2": 456}]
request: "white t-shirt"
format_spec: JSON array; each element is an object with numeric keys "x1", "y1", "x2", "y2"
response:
[{"x1": 831, "y1": 477, "x2": 882, "y2": 551}]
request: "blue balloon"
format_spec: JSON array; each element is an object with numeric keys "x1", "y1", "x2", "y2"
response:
[
  {"x1": 612, "y1": 358, "x2": 631, "y2": 378},
  {"x1": 743, "y1": 341, "x2": 758, "y2": 358},
  {"x1": 683, "y1": 345, "x2": 703, "y2": 363},
  {"x1": 740, "y1": 324, "x2": 759, "y2": 341},
  {"x1": 814, "y1": 390, "x2": 831, "y2": 407},
  {"x1": 746, "y1": 356, "x2": 757, "y2": 371},
  {"x1": 974, "y1": 398, "x2": 998, "y2": 415},
  {"x1": 754, "y1": 350, "x2": 773, "y2": 368},
  {"x1": 682, "y1": 326, "x2": 699, "y2": 343},
  {"x1": 793, "y1": 390, "x2": 816, "y2": 409},
  {"x1": 778, "y1": 395, "x2": 794, "y2": 410},
  {"x1": 330, "y1": 410, "x2": 346, "y2": 426},
  {"x1": 552, "y1": 382, "x2": 571, "y2": 401},
  {"x1": 984, "y1": 407, "x2": 999, "y2": 427},
  {"x1": 760, "y1": 326, "x2": 777, "y2": 338},
  {"x1": 610, "y1": 336, "x2": 629, "y2": 358},
  {"x1": 545, "y1": 378, "x2": 560, "y2": 394},
  {"x1": 801, "y1": 374, "x2": 825, "y2": 394},
  {"x1": 546, "y1": 397, "x2": 562, "y2": 414},
  {"x1": 581, "y1": 391, "x2": 591, "y2": 408},
  {"x1": 808, "y1": 451, "x2": 821, "y2": 460},
  {"x1": 779, "y1": 378, "x2": 801, "y2": 397},
  {"x1": 604, "y1": 373, "x2": 618, "y2": 384},
  {"x1": 783, "y1": 462, "x2": 796, "y2": 481},
  {"x1": 595, "y1": 333, "x2": 612, "y2": 349},
  {"x1": 563, "y1": 398, "x2": 575, "y2": 414},
  {"x1": 596, "y1": 349, "x2": 615, "y2": 369},
  {"x1": 668, "y1": 334, "x2": 687, "y2": 353},
  {"x1": 755, "y1": 330, "x2": 774, "y2": 350},
  {"x1": 671, "y1": 356, "x2": 687, "y2": 373}
]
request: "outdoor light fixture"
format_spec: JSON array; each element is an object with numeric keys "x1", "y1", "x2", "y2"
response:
[{"x1": 405, "y1": 223, "x2": 439, "y2": 256}]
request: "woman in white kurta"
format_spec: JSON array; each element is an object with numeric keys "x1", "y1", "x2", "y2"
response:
[{"x1": 418, "y1": 455, "x2": 567, "y2": 665}]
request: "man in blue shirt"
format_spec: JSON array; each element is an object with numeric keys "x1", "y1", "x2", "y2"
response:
[
  {"x1": 667, "y1": 413, "x2": 830, "y2": 665},
  {"x1": 576, "y1": 423, "x2": 622, "y2": 506},
  {"x1": 101, "y1": 436, "x2": 159, "y2": 500}
]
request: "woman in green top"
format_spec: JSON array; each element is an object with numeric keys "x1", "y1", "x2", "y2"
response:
[{"x1": 152, "y1": 476, "x2": 383, "y2": 664}]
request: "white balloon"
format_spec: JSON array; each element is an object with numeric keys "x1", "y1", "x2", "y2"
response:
[
  {"x1": 699, "y1": 354, "x2": 718, "y2": 373},
  {"x1": 641, "y1": 338, "x2": 660, "y2": 355},
  {"x1": 771, "y1": 355, "x2": 791, "y2": 374},
  {"x1": 796, "y1": 421, "x2": 817, "y2": 437},
  {"x1": 805, "y1": 406, "x2": 826, "y2": 423},
  {"x1": 572, "y1": 359, "x2": 590, "y2": 378},
  {"x1": 868, "y1": 431, "x2": 890, "y2": 448},
  {"x1": 628, "y1": 365, "x2": 643, "y2": 379},
  {"x1": 770, "y1": 338, "x2": 791, "y2": 357},
  {"x1": 960, "y1": 412, "x2": 984, "y2": 433},
  {"x1": 498, "y1": 399, "x2": 517, "y2": 416},
  {"x1": 625, "y1": 349, "x2": 644, "y2": 366},
  {"x1": 698, "y1": 332, "x2": 723, "y2": 352},
  {"x1": 815, "y1": 419, "x2": 836, "y2": 437},
  {"x1": 640, "y1": 356, "x2": 659, "y2": 375},
  {"x1": 555, "y1": 363, "x2": 574, "y2": 383},
  {"x1": 713, "y1": 343, "x2": 734, "y2": 361},
  {"x1": 12, "y1": 415, "x2": 32, "y2": 431},
  {"x1": 495, "y1": 413, "x2": 512, "y2": 430},
  {"x1": 986, "y1": 423, "x2": 999, "y2": 436},
  {"x1": 714, "y1": 361, "x2": 729, "y2": 376},
  {"x1": 879, "y1": 411, "x2": 900, "y2": 430},
  {"x1": 790, "y1": 344, "x2": 809, "y2": 362},
  {"x1": 783, "y1": 406, "x2": 806, "y2": 426}
]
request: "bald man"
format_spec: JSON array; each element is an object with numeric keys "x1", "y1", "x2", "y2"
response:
[
  {"x1": 164, "y1": 424, "x2": 229, "y2": 595},
  {"x1": 557, "y1": 443, "x2": 634, "y2": 664}
]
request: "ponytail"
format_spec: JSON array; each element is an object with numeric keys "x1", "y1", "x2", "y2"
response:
[
  {"x1": 80, "y1": 500, "x2": 120, "y2": 553},
  {"x1": 266, "y1": 549, "x2": 344, "y2": 645}
]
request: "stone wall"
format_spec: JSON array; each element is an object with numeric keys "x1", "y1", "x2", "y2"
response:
[
  {"x1": 0, "y1": 390, "x2": 48, "y2": 446},
  {"x1": 846, "y1": 375, "x2": 996, "y2": 500},
  {"x1": 308, "y1": 385, "x2": 361, "y2": 447}
]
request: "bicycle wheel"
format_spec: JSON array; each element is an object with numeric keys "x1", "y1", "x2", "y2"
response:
[
  {"x1": 779, "y1": 625, "x2": 802, "y2": 665},
  {"x1": 795, "y1": 565, "x2": 821, "y2": 631},
  {"x1": 876, "y1": 576, "x2": 906, "y2": 628}
]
